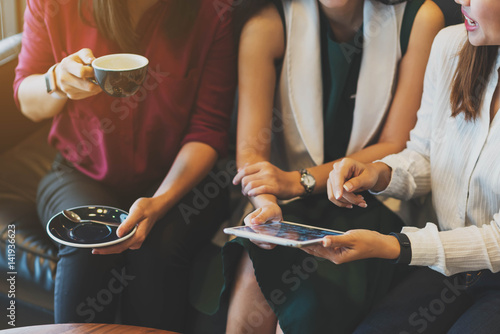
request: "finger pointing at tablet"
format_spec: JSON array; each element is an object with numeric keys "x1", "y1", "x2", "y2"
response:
[
  {"x1": 242, "y1": 202, "x2": 283, "y2": 250},
  {"x1": 244, "y1": 204, "x2": 282, "y2": 226}
]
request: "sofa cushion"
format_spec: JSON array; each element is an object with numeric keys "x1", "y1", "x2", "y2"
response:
[{"x1": 0, "y1": 122, "x2": 56, "y2": 204}]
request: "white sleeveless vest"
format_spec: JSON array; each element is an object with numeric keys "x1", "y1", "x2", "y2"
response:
[{"x1": 272, "y1": 0, "x2": 407, "y2": 171}]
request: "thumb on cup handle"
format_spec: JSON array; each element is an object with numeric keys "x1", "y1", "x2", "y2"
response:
[{"x1": 84, "y1": 64, "x2": 99, "y2": 85}]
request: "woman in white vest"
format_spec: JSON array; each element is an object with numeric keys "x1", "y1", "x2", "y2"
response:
[{"x1": 225, "y1": 0, "x2": 444, "y2": 333}]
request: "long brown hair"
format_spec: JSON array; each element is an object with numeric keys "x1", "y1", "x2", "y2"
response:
[
  {"x1": 450, "y1": 41, "x2": 498, "y2": 121},
  {"x1": 78, "y1": 0, "x2": 200, "y2": 52}
]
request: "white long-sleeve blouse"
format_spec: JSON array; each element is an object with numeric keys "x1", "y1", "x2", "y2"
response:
[{"x1": 377, "y1": 25, "x2": 500, "y2": 276}]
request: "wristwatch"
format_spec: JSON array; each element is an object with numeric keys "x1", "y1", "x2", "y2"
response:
[
  {"x1": 44, "y1": 63, "x2": 66, "y2": 99},
  {"x1": 299, "y1": 169, "x2": 316, "y2": 196},
  {"x1": 45, "y1": 63, "x2": 59, "y2": 94},
  {"x1": 389, "y1": 232, "x2": 412, "y2": 264}
]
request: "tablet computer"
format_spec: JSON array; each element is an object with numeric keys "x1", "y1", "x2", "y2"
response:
[{"x1": 224, "y1": 221, "x2": 343, "y2": 248}]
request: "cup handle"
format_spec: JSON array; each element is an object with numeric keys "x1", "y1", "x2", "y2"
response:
[
  {"x1": 85, "y1": 64, "x2": 98, "y2": 85},
  {"x1": 88, "y1": 77, "x2": 98, "y2": 85}
]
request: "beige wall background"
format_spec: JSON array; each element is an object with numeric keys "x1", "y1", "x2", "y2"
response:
[{"x1": 0, "y1": 0, "x2": 26, "y2": 39}]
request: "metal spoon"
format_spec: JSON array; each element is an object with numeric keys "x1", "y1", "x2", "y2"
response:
[{"x1": 62, "y1": 210, "x2": 121, "y2": 227}]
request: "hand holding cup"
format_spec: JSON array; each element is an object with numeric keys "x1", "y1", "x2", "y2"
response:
[
  {"x1": 55, "y1": 48, "x2": 102, "y2": 100},
  {"x1": 54, "y1": 49, "x2": 149, "y2": 100}
]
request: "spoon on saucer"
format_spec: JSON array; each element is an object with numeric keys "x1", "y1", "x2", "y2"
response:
[{"x1": 62, "y1": 210, "x2": 121, "y2": 227}]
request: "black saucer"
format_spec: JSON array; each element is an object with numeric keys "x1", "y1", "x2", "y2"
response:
[{"x1": 47, "y1": 206, "x2": 136, "y2": 248}]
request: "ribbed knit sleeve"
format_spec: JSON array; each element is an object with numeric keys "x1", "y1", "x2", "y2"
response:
[{"x1": 403, "y1": 219, "x2": 500, "y2": 276}]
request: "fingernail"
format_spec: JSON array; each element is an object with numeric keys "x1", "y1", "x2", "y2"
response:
[
  {"x1": 323, "y1": 238, "x2": 331, "y2": 247},
  {"x1": 335, "y1": 190, "x2": 342, "y2": 199},
  {"x1": 359, "y1": 203, "x2": 368, "y2": 208},
  {"x1": 347, "y1": 205, "x2": 353, "y2": 209},
  {"x1": 344, "y1": 183, "x2": 353, "y2": 192},
  {"x1": 92, "y1": 250, "x2": 99, "y2": 255}
]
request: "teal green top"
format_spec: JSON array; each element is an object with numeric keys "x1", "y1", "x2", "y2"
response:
[{"x1": 321, "y1": 0, "x2": 425, "y2": 162}]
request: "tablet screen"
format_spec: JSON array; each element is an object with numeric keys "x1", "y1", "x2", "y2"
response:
[{"x1": 232, "y1": 221, "x2": 342, "y2": 242}]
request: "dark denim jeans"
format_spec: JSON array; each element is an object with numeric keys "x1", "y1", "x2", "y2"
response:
[
  {"x1": 37, "y1": 158, "x2": 229, "y2": 332},
  {"x1": 354, "y1": 266, "x2": 500, "y2": 334}
]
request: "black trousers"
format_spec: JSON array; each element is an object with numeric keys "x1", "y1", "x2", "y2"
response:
[
  {"x1": 354, "y1": 267, "x2": 500, "y2": 334},
  {"x1": 37, "y1": 159, "x2": 229, "y2": 332}
]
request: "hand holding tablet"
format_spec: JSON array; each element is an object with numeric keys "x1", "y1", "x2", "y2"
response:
[{"x1": 224, "y1": 221, "x2": 343, "y2": 248}]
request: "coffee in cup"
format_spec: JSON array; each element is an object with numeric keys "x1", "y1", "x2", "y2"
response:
[{"x1": 91, "y1": 54, "x2": 149, "y2": 98}]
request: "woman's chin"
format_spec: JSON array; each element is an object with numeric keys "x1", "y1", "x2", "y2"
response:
[{"x1": 467, "y1": 32, "x2": 499, "y2": 47}]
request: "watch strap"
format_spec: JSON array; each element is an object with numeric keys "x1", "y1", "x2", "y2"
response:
[
  {"x1": 44, "y1": 63, "x2": 66, "y2": 99},
  {"x1": 389, "y1": 232, "x2": 412, "y2": 264},
  {"x1": 45, "y1": 63, "x2": 58, "y2": 93}
]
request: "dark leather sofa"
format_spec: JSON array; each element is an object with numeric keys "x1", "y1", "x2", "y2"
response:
[{"x1": 0, "y1": 1, "x2": 461, "y2": 331}]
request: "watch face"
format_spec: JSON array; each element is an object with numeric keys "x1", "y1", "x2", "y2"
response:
[{"x1": 303, "y1": 174, "x2": 315, "y2": 187}]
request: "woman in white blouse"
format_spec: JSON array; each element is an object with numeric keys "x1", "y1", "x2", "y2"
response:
[{"x1": 305, "y1": 0, "x2": 500, "y2": 332}]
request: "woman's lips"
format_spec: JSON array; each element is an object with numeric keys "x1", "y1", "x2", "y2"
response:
[{"x1": 462, "y1": 8, "x2": 478, "y2": 32}]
